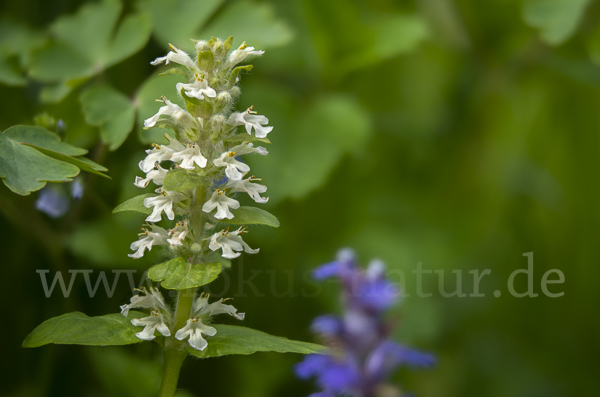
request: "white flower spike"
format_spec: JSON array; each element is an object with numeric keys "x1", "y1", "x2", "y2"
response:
[
  {"x1": 138, "y1": 135, "x2": 185, "y2": 173},
  {"x1": 120, "y1": 286, "x2": 170, "y2": 317},
  {"x1": 202, "y1": 189, "x2": 240, "y2": 219},
  {"x1": 227, "y1": 42, "x2": 264, "y2": 66},
  {"x1": 228, "y1": 106, "x2": 273, "y2": 138},
  {"x1": 225, "y1": 176, "x2": 268, "y2": 203},
  {"x1": 144, "y1": 97, "x2": 198, "y2": 130},
  {"x1": 128, "y1": 225, "x2": 169, "y2": 259}
]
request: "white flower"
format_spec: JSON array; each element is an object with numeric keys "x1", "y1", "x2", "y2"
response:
[
  {"x1": 120, "y1": 287, "x2": 170, "y2": 317},
  {"x1": 170, "y1": 142, "x2": 207, "y2": 170},
  {"x1": 213, "y1": 142, "x2": 268, "y2": 181},
  {"x1": 175, "y1": 293, "x2": 244, "y2": 351},
  {"x1": 175, "y1": 317, "x2": 216, "y2": 351},
  {"x1": 208, "y1": 227, "x2": 259, "y2": 259},
  {"x1": 191, "y1": 292, "x2": 245, "y2": 320},
  {"x1": 150, "y1": 44, "x2": 198, "y2": 72},
  {"x1": 177, "y1": 72, "x2": 217, "y2": 100},
  {"x1": 144, "y1": 188, "x2": 187, "y2": 222},
  {"x1": 227, "y1": 106, "x2": 273, "y2": 138},
  {"x1": 225, "y1": 176, "x2": 268, "y2": 203},
  {"x1": 202, "y1": 189, "x2": 240, "y2": 219},
  {"x1": 144, "y1": 97, "x2": 198, "y2": 130},
  {"x1": 227, "y1": 42, "x2": 264, "y2": 66},
  {"x1": 128, "y1": 225, "x2": 169, "y2": 259},
  {"x1": 131, "y1": 309, "x2": 171, "y2": 341},
  {"x1": 168, "y1": 220, "x2": 189, "y2": 246},
  {"x1": 134, "y1": 164, "x2": 168, "y2": 188},
  {"x1": 138, "y1": 136, "x2": 185, "y2": 173}
]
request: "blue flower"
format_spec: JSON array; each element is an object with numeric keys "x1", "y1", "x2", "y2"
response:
[{"x1": 35, "y1": 188, "x2": 69, "y2": 218}]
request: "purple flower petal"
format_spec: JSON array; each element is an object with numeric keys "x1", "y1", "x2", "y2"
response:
[
  {"x1": 311, "y1": 315, "x2": 344, "y2": 336},
  {"x1": 36, "y1": 188, "x2": 69, "y2": 218}
]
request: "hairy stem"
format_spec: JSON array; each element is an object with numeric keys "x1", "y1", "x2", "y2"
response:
[{"x1": 158, "y1": 288, "x2": 196, "y2": 397}]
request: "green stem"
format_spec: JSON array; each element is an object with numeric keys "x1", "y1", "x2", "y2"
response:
[{"x1": 158, "y1": 288, "x2": 196, "y2": 397}]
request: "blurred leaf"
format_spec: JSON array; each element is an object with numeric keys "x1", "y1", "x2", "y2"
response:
[
  {"x1": 113, "y1": 193, "x2": 155, "y2": 215},
  {"x1": 201, "y1": 0, "x2": 294, "y2": 49},
  {"x1": 223, "y1": 206, "x2": 280, "y2": 227},
  {"x1": 50, "y1": 0, "x2": 121, "y2": 61},
  {"x1": 39, "y1": 81, "x2": 76, "y2": 103},
  {"x1": 148, "y1": 258, "x2": 222, "y2": 290},
  {"x1": 186, "y1": 324, "x2": 325, "y2": 358},
  {"x1": 29, "y1": 42, "x2": 94, "y2": 82},
  {"x1": 0, "y1": 56, "x2": 26, "y2": 86},
  {"x1": 139, "y1": 0, "x2": 224, "y2": 50},
  {"x1": 105, "y1": 12, "x2": 152, "y2": 67},
  {"x1": 251, "y1": 94, "x2": 371, "y2": 202},
  {"x1": 135, "y1": 72, "x2": 186, "y2": 144},
  {"x1": 80, "y1": 85, "x2": 136, "y2": 150},
  {"x1": 162, "y1": 168, "x2": 209, "y2": 190},
  {"x1": 22, "y1": 312, "x2": 144, "y2": 347},
  {"x1": 523, "y1": 0, "x2": 591, "y2": 45}
]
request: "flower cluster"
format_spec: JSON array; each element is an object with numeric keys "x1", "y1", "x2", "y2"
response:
[
  {"x1": 120, "y1": 287, "x2": 243, "y2": 350},
  {"x1": 295, "y1": 249, "x2": 435, "y2": 397},
  {"x1": 122, "y1": 37, "x2": 272, "y2": 350},
  {"x1": 128, "y1": 38, "x2": 272, "y2": 262}
]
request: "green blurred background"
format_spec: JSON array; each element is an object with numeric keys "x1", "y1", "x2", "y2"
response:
[{"x1": 1, "y1": 0, "x2": 598, "y2": 396}]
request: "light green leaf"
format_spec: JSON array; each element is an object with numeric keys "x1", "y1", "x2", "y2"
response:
[
  {"x1": 22, "y1": 312, "x2": 144, "y2": 348},
  {"x1": 0, "y1": 56, "x2": 26, "y2": 86},
  {"x1": 106, "y1": 12, "x2": 152, "y2": 67},
  {"x1": 201, "y1": 1, "x2": 294, "y2": 50},
  {"x1": 224, "y1": 133, "x2": 271, "y2": 145},
  {"x1": 113, "y1": 193, "x2": 155, "y2": 215},
  {"x1": 162, "y1": 168, "x2": 209, "y2": 191},
  {"x1": 186, "y1": 325, "x2": 325, "y2": 358},
  {"x1": 523, "y1": 0, "x2": 591, "y2": 45},
  {"x1": 0, "y1": 132, "x2": 79, "y2": 195},
  {"x1": 50, "y1": 0, "x2": 122, "y2": 62},
  {"x1": 3, "y1": 125, "x2": 87, "y2": 156},
  {"x1": 148, "y1": 258, "x2": 222, "y2": 290},
  {"x1": 140, "y1": 0, "x2": 224, "y2": 50},
  {"x1": 80, "y1": 85, "x2": 136, "y2": 150},
  {"x1": 29, "y1": 42, "x2": 94, "y2": 82},
  {"x1": 39, "y1": 81, "x2": 76, "y2": 104},
  {"x1": 250, "y1": 93, "x2": 371, "y2": 202},
  {"x1": 224, "y1": 206, "x2": 280, "y2": 228}
]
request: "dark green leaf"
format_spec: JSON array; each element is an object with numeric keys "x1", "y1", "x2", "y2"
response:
[
  {"x1": 28, "y1": 145, "x2": 109, "y2": 179},
  {"x1": 186, "y1": 325, "x2": 325, "y2": 358},
  {"x1": 148, "y1": 257, "x2": 222, "y2": 290},
  {"x1": 224, "y1": 206, "x2": 279, "y2": 227},
  {"x1": 3, "y1": 125, "x2": 87, "y2": 156},
  {"x1": 113, "y1": 193, "x2": 155, "y2": 215},
  {"x1": 162, "y1": 168, "x2": 209, "y2": 190},
  {"x1": 22, "y1": 312, "x2": 144, "y2": 348}
]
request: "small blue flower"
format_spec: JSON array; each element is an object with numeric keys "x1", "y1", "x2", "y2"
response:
[{"x1": 35, "y1": 188, "x2": 69, "y2": 218}]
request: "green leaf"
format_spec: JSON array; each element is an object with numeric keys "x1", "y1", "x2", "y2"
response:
[
  {"x1": 113, "y1": 193, "x2": 155, "y2": 215},
  {"x1": 0, "y1": 133, "x2": 80, "y2": 195},
  {"x1": 229, "y1": 65, "x2": 253, "y2": 85},
  {"x1": 80, "y1": 85, "x2": 136, "y2": 150},
  {"x1": 523, "y1": 0, "x2": 591, "y2": 45},
  {"x1": 224, "y1": 133, "x2": 271, "y2": 145},
  {"x1": 106, "y1": 12, "x2": 152, "y2": 67},
  {"x1": 29, "y1": 42, "x2": 95, "y2": 82},
  {"x1": 0, "y1": 56, "x2": 26, "y2": 86},
  {"x1": 148, "y1": 258, "x2": 222, "y2": 290},
  {"x1": 201, "y1": 1, "x2": 294, "y2": 50},
  {"x1": 140, "y1": 0, "x2": 224, "y2": 50},
  {"x1": 3, "y1": 125, "x2": 87, "y2": 156},
  {"x1": 23, "y1": 312, "x2": 144, "y2": 348},
  {"x1": 50, "y1": 0, "x2": 122, "y2": 62},
  {"x1": 29, "y1": 146, "x2": 109, "y2": 179},
  {"x1": 186, "y1": 325, "x2": 325, "y2": 358},
  {"x1": 159, "y1": 67, "x2": 189, "y2": 78},
  {"x1": 162, "y1": 168, "x2": 209, "y2": 191},
  {"x1": 223, "y1": 206, "x2": 280, "y2": 227}
]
